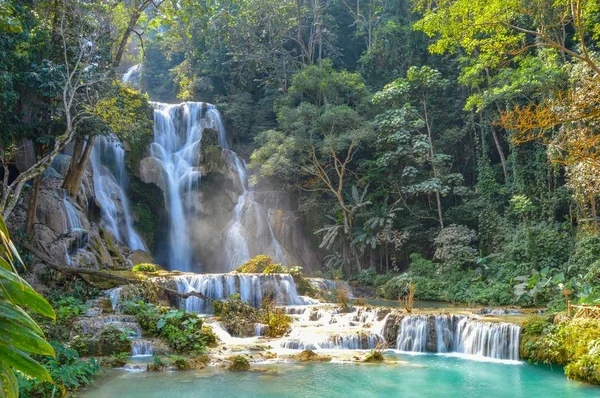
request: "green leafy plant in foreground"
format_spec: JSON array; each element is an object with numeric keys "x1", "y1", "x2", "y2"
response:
[{"x1": 0, "y1": 214, "x2": 56, "y2": 397}]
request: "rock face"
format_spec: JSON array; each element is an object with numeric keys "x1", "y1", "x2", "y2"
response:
[
  {"x1": 7, "y1": 151, "x2": 142, "y2": 272},
  {"x1": 381, "y1": 311, "x2": 405, "y2": 346}
]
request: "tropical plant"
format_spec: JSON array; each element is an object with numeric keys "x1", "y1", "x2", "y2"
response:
[{"x1": 0, "y1": 215, "x2": 56, "y2": 397}]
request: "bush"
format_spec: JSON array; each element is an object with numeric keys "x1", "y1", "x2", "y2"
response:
[
  {"x1": 520, "y1": 317, "x2": 600, "y2": 384},
  {"x1": 132, "y1": 263, "x2": 157, "y2": 272},
  {"x1": 213, "y1": 294, "x2": 259, "y2": 337},
  {"x1": 227, "y1": 355, "x2": 250, "y2": 371},
  {"x1": 97, "y1": 326, "x2": 132, "y2": 356},
  {"x1": 124, "y1": 302, "x2": 209, "y2": 353},
  {"x1": 263, "y1": 263, "x2": 289, "y2": 274},
  {"x1": 17, "y1": 342, "x2": 100, "y2": 397},
  {"x1": 378, "y1": 275, "x2": 411, "y2": 300},
  {"x1": 236, "y1": 255, "x2": 275, "y2": 273}
]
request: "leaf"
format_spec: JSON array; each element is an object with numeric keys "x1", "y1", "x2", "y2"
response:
[
  {"x1": 157, "y1": 318, "x2": 166, "y2": 330},
  {"x1": 0, "y1": 300, "x2": 44, "y2": 336},
  {"x1": 0, "y1": 267, "x2": 55, "y2": 319},
  {"x1": 0, "y1": 322, "x2": 55, "y2": 357},
  {"x1": 0, "y1": 345, "x2": 52, "y2": 383},
  {"x1": 0, "y1": 362, "x2": 18, "y2": 398}
]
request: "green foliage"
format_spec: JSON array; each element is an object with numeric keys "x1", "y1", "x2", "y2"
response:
[
  {"x1": 100, "y1": 352, "x2": 128, "y2": 368},
  {"x1": 0, "y1": 215, "x2": 55, "y2": 397},
  {"x1": 227, "y1": 355, "x2": 250, "y2": 371},
  {"x1": 124, "y1": 303, "x2": 208, "y2": 354},
  {"x1": 521, "y1": 317, "x2": 600, "y2": 384},
  {"x1": 17, "y1": 342, "x2": 99, "y2": 397},
  {"x1": 132, "y1": 263, "x2": 157, "y2": 273},
  {"x1": 236, "y1": 255, "x2": 276, "y2": 273},
  {"x1": 97, "y1": 326, "x2": 131, "y2": 356},
  {"x1": 213, "y1": 294, "x2": 259, "y2": 337}
]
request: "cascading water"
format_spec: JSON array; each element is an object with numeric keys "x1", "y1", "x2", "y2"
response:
[
  {"x1": 131, "y1": 340, "x2": 154, "y2": 356},
  {"x1": 90, "y1": 135, "x2": 145, "y2": 251},
  {"x1": 175, "y1": 273, "x2": 317, "y2": 313},
  {"x1": 149, "y1": 102, "x2": 206, "y2": 271},
  {"x1": 62, "y1": 191, "x2": 86, "y2": 264},
  {"x1": 394, "y1": 314, "x2": 521, "y2": 360},
  {"x1": 122, "y1": 64, "x2": 141, "y2": 88}
]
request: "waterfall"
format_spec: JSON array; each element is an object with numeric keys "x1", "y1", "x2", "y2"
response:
[
  {"x1": 149, "y1": 102, "x2": 208, "y2": 271},
  {"x1": 397, "y1": 315, "x2": 429, "y2": 352},
  {"x1": 131, "y1": 340, "x2": 154, "y2": 356},
  {"x1": 122, "y1": 64, "x2": 141, "y2": 88},
  {"x1": 222, "y1": 151, "x2": 285, "y2": 271},
  {"x1": 175, "y1": 273, "x2": 317, "y2": 313},
  {"x1": 319, "y1": 333, "x2": 382, "y2": 350},
  {"x1": 90, "y1": 135, "x2": 145, "y2": 251},
  {"x1": 394, "y1": 314, "x2": 521, "y2": 360}
]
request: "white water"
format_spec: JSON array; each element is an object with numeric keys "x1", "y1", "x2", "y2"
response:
[
  {"x1": 131, "y1": 340, "x2": 154, "y2": 357},
  {"x1": 175, "y1": 273, "x2": 317, "y2": 313},
  {"x1": 90, "y1": 135, "x2": 145, "y2": 251},
  {"x1": 149, "y1": 102, "x2": 208, "y2": 271},
  {"x1": 395, "y1": 314, "x2": 521, "y2": 360},
  {"x1": 122, "y1": 64, "x2": 141, "y2": 88}
]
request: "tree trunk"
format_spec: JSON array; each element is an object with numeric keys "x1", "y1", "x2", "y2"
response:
[
  {"x1": 62, "y1": 135, "x2": 96, "y2": 197},
  {"x1": 490, "y1": 124, "x2": 508, "y2": 181},
  {"x1": 423, "y1": 100, "x2": 444, "y2": 229},
  {"x1": 113, "y1": 9, "x2": 142, "y2": 68},
  {"x1": 25, "y1": 175, "x2": 42, "y2": 234}
]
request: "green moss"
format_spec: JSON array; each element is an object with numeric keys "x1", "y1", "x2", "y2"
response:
[
  {"x1": 236, "y1": 255, "x2": 275, "y2": 273},
  {"x1": 363, "y1": 350, "x2": 385, "y2": 363},
  {"x1": 227, "y1": 355, "x2": 250, "y2": 371},
  {"x1": 132, "y1": 263, "x2": 157, "y2": 272}
]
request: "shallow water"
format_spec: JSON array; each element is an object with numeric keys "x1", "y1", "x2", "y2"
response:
[
  {"x1": 362, "y1": 298, "x2": 452, "y2": 308},
  {"x1": 80, "y1": 353, "x2": 598, "y2": 397}
]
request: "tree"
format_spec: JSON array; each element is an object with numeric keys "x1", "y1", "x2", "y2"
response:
[
  {"x1": 0, "y1": 215, "x2": 55, "y2": 398},
  {"x1": 0, "y1": 0, "x2": 106, "y2": 218},
  {"x1": 112, "y1": 0, "x2": 165, "y2": 68}
]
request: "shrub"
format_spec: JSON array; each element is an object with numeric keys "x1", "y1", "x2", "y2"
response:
[
  {"x1": 261, "y1": 298, "x2": 291, "y2": 337},
  {"x1": 227, "y1": 355, "x2": 250, "y2": 371},
  {"x1": 101, "y1": 352, "x2": 128, "y2": 368},
  {"x1": 263, "y1": 263, "x2": 289, "y2": 274},
  {"x1": 124, "y1": 302, "x2": 209, "y2": 353},
  {"x1": 214, "y1": 294, "x2": 259, "y2": 337},
  {"x1": 236, "y1": 255, "x2": 275, "y2": 273},
  {"x1": 17, "y1": 342, "x2": 100, "y2": 397},
  {"x1": 97, "y1": 325, "x2": 132, "y2": 356},
  {"x1": 378, "y1": 275, "x2": 411, "y2": 300},
  {"x1": 132, "y1": 263, "x2": 157, "y2": 272}
]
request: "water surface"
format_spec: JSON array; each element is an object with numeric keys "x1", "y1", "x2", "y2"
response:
[{"x1": 81, "y1": 354, "x2": 598, "y2": 397}]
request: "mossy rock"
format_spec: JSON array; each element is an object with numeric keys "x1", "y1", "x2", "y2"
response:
[
  {"x1": 227, "y1": 355, "x2": 250, "y2": 371},
  {"x1": 236, "y1": 255, "x2": 276, "y2": 273},
  {"x1": 291, "y1": 350, "x2": 331, "y2": 362},
  {"x1": 363, "y1": 350, "x2": 384, "y2": 363},
  {"x1": 100, "y1": 354, "x2": 128, "y2": 368},
  {"x1": 132, "y1": 263, "x2": 157, "y2": 272}
]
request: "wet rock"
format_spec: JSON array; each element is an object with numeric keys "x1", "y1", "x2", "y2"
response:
[
  {"x1": 291, "y1": 350, "x2": 331, "y2": 362},
  {"x1": 382, "y1": 311, "x2": 405, "y2": 346}
]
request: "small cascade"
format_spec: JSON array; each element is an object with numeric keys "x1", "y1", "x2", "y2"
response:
[
  {"x1": 107, "y1": 287, "x2": 123, "y2": 312},
  {"x1": 280, "y1": 340, "x2": 318, "y2": 350},
  {"x1": 453, "y1": 317, "x2": 521, "y2": 359},
  {"x1": 175, "y1": 273, "x2": 317, "y2": 313},
  {"x1": 61, "y1": 191, "x2": 88, "y2": 262},
  {"x1": 396, "y1": 315, "x2": 429, "y2": 352},
  {"x1": 254, "y1": 323, "x2": 269, "y2": 337},
  {"x1": 319, "y1": 333, "x2": 382, "y2": 350},
  {"x1": 90, "y1": 135, "x2": 145, "y2": 251},
  {"x1": 131, "y1": 340, "x2": 154, "y2": 356},
  {"x1": 394, "y1": 314, "x2": 521, "y2": 360},
  {"x1": 122, "y1": 64, "x2": 141, "y2": 87}
]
